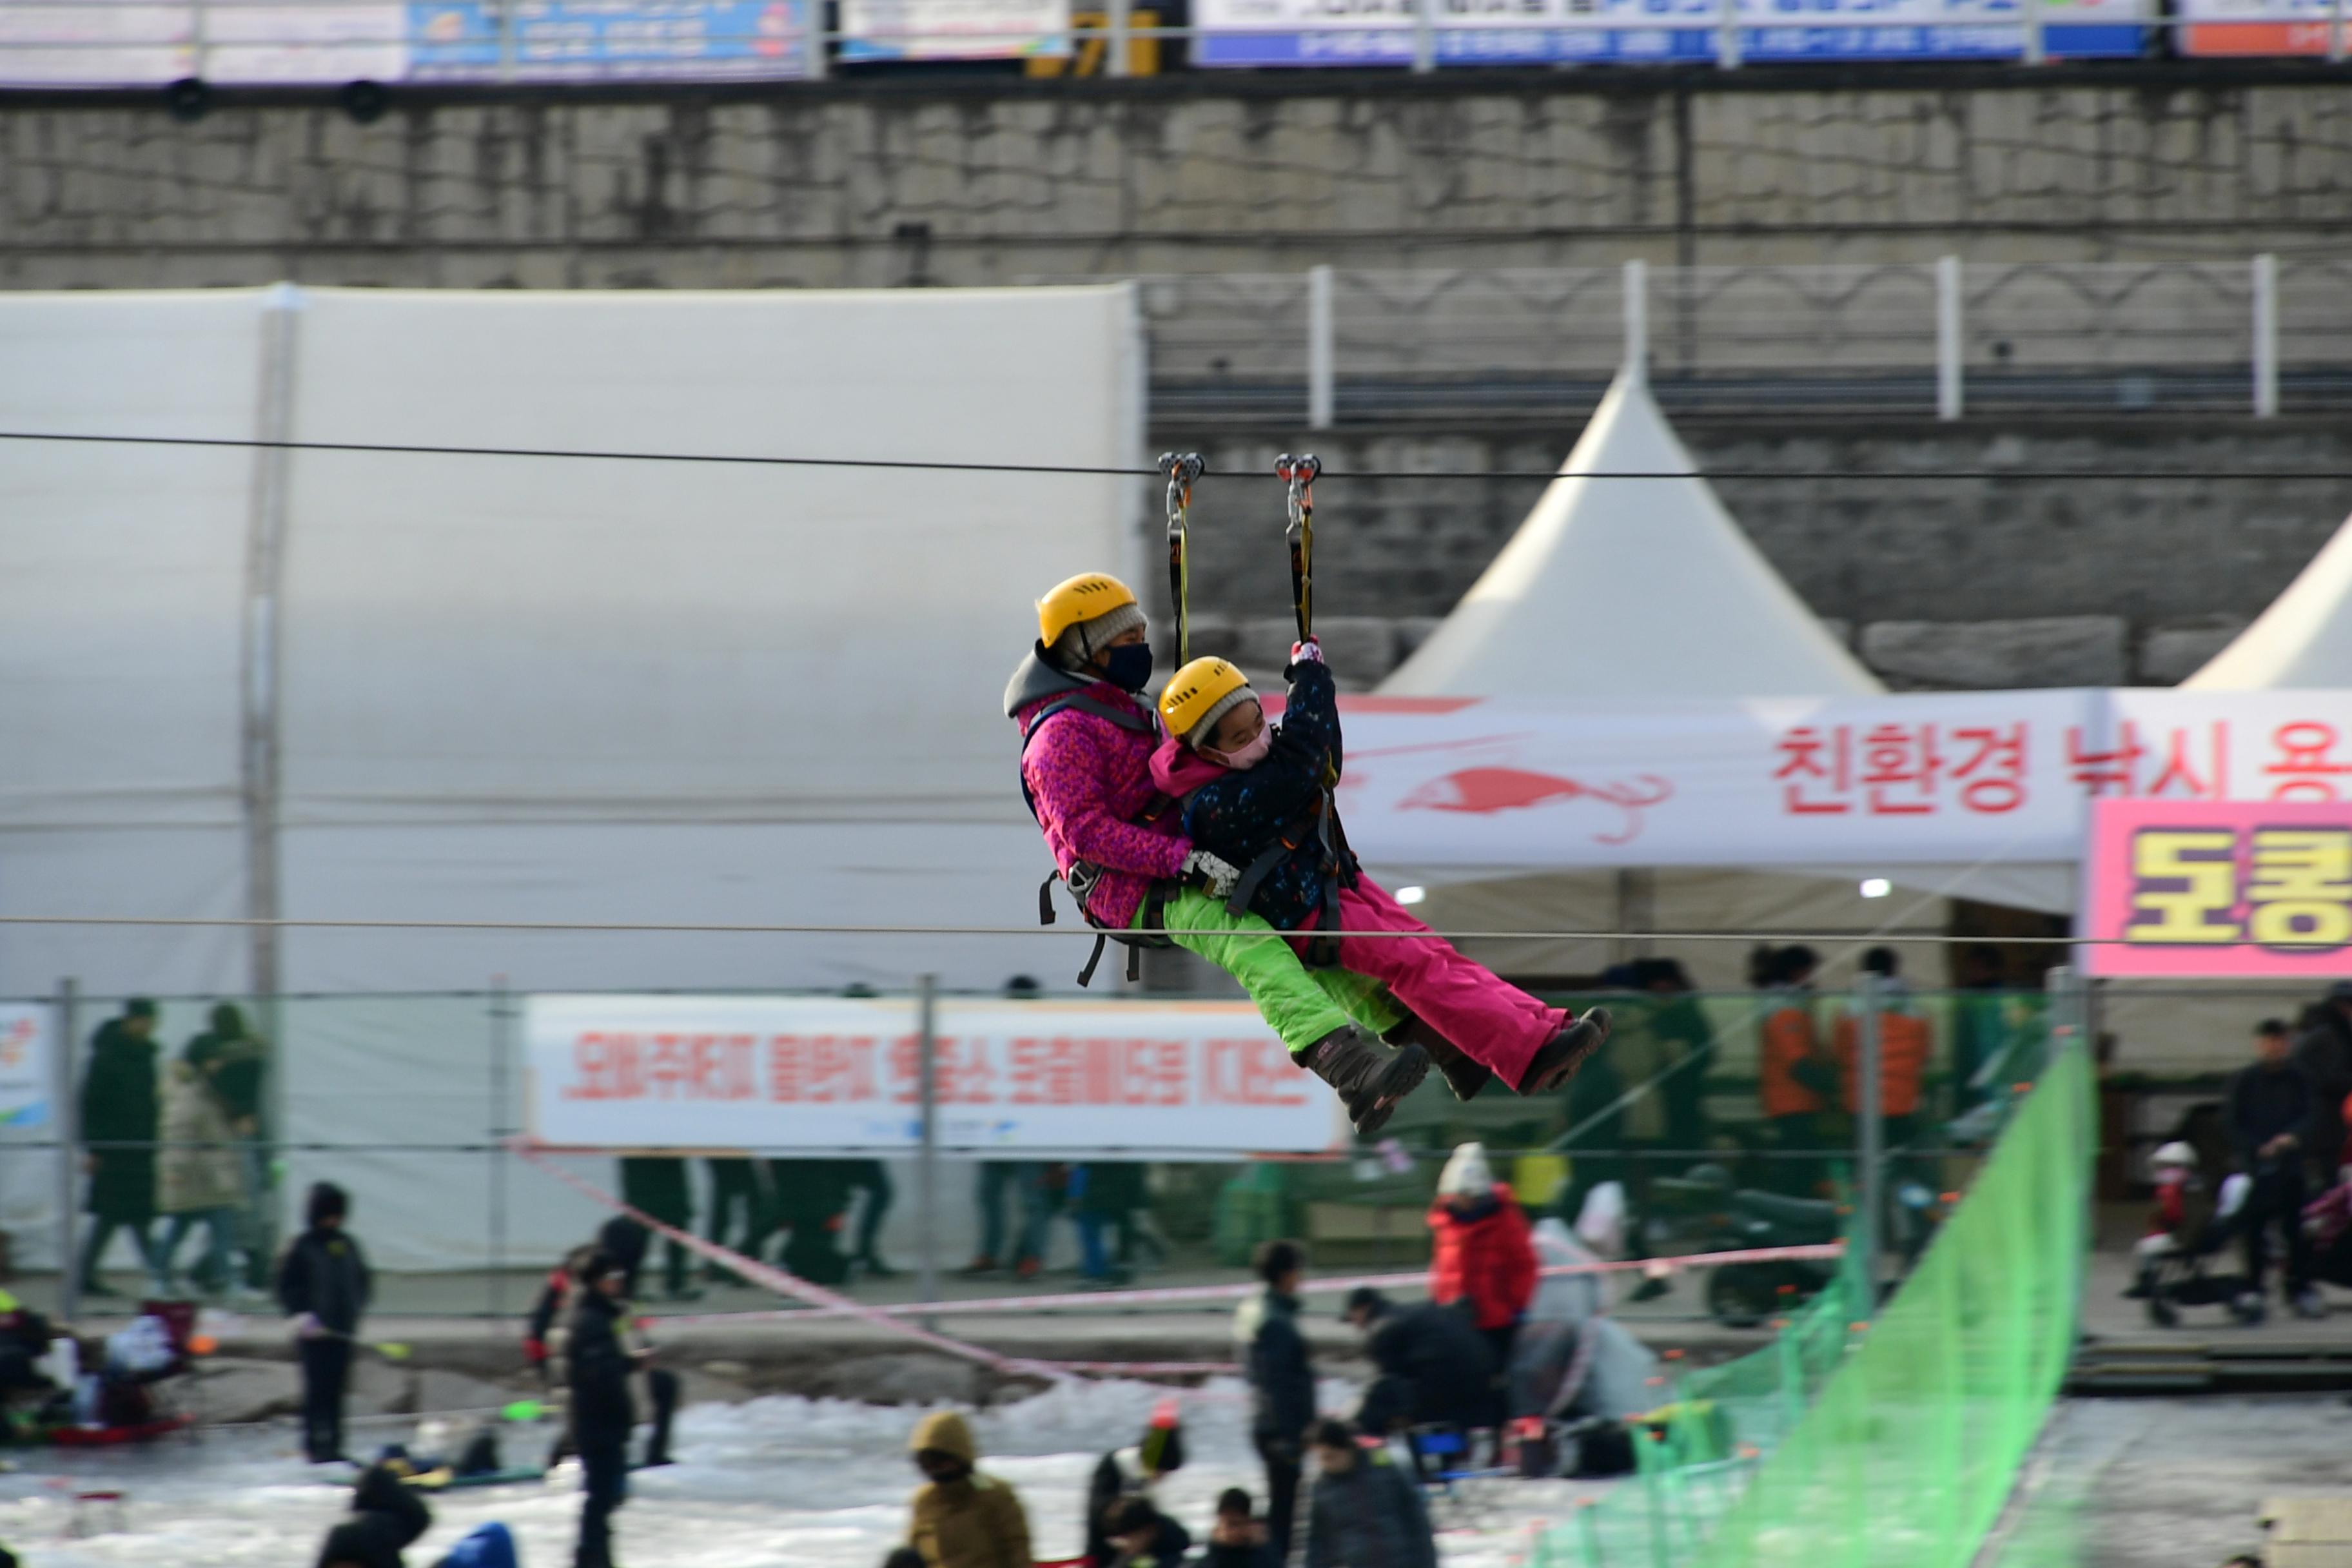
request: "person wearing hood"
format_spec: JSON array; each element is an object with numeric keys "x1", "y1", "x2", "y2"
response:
[
  {"x1": 1235, "y1": 1239, "x2": 1315, "y2": 1563},
  {"x1": 1833, "y1": 948, "x2": 1933, "y2": 1179},
  {"x1": 1302, "y1": 1417, "x2": 1437, "y2": 1568},
  {"x1": 75, "y1": 999, "x2": 168, "y2": 1298},
  {"x1": 1426, "y1": 1142, "x2": 1537, "y2": 1403},
  {"x1": 156, "y1": 1030, "x2": 249, "y2": 1297},
  {"x1": 279, "y1": 1181, "x2": 372, "y2": 1464},
  {"x1": 905, "y1": 1409, "x2": 1033, "y2": 1568},
  {"x1": 186, "y1": 1001, "x2": 273, "y2": 1289},
  {"x1": 1342, "y1": 1287, "x2": 1493, "y2": 1438},
  {"x1": 1085, "y1": 1402, "x2": 1188, "y2": 1567},
  {"x1": 1008, "y1": 573, "x2": 1432, "y2": 1135},
  {"x1": 1154, "y1": 646, "x2": 1611, "y2": 1104},
  {"x1": 569, "y1": 1248, "x2": 645, "y2": 1568},
  {"x1": 316, "y1": 1462, "x2": 431, "y2": 1568}
]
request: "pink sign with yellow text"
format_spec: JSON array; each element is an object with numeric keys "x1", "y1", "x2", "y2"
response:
[{"x1": 2084, "y1": 798, "x2": 2352, "y2": 978}]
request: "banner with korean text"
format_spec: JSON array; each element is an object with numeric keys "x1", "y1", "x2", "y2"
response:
[
  {"x1": 2081, "y1": 798, "x2": 2352, "y2": 979},
  {"x1": 1313, "y1": 688, "x2": 2352, "y2": 871},
  {"x1": 525, "y1": 994, "x2": 1336, "y2": 1155}
]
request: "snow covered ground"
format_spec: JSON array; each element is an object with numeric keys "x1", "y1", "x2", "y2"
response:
[{"x1": 0, "y1": 1378, "x2": 1589, "y2": 1567}]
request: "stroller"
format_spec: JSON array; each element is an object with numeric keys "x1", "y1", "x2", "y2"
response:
[{"x1": 2133, "y1": 1141, "x2": 2259, "y2": 1328}]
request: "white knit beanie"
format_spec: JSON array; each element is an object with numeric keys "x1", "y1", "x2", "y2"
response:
[{"x1": 1437, "y1": 1141, "x2": 1493, "y2": 1199}]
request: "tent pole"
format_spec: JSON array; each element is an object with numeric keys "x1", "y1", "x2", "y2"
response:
[{"x1": 241, "y1": 284, "x2": 302, "y2": 1001}]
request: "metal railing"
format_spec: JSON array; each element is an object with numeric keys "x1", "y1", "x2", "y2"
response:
[{"x1": 1107, "y1": 257, "x2": 2352, "y2": 426}]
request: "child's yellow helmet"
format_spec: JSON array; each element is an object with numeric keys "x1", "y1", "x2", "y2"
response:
[{"x1": 1158, "y1": 657, "x2": 1255, "y2": 741}]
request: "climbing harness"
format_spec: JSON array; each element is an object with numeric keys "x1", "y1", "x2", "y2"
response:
[
  {"x1": 1160, "y1": 451, "x2": 1204, "y2": 665},
  {"x1": 1019, "y1": 691, "x2": 1180, "y2": 988}
]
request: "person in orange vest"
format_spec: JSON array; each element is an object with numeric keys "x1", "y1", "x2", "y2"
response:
[
  {"x1": 1756, "y1": 946, "x2": 1837, "y2": 1196},
  {"x1": 1834, "y1": 947, "x2": 1934, "y2": 1182}
]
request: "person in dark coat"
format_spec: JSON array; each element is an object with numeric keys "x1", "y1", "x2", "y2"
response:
[
  {"x1": 1084, "y1": 1405, "x2": 1188, "y2": 1567},
  {"x1": 703, "y1": 1157, "x2": 773, "y2": 1283},
  {"x1": 1104, "y1": 1496, "x2": 1191, "y2": 1568},
  {"x1": 1342, "y1": 1286, "x2": 1494, "y2": 1436},
  {"x1": 1302, "y1": 1417, "x2": 1437, "y2": 1568},
  {"x1": 618, "y1": 1157, "x2": 696, "y2": 1300},
  {"x1": 315, "y1": 1462, "x2": 431, "y2": 1568},
  {"x1": 2231, "y1": 1019, "x2": 2322, "y2": 1318},
  {"x1": 2294, "y1": 981, "x2": 2352, "y2": 1175},
  {"x1": 1189, "y1": 1488, "x2": 1279, "y2": 1568},
  {"x1": 1235, "y1": 1239, "x2": 1314, "y2": 1564},
  {"x1": 531, "y1": 1234, "x2": 677, "y2": 1471},
  {"x1": 279, "y1": 1181, "x2": 372, "y2": 1464},
  {"x1": 76, "y1": 999, "x2": 166, "y2": 1297},
  {"x1": 569, "y1": 1249, "x2": 640, "y2": 1568}
]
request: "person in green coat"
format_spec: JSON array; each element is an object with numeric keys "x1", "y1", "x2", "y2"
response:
[
  {"x1": 77, "y1": 1000, "x2": 168, "y2": 1297},
  {"x1": 618, "y1": 1157, "x2": 697, "y2": 1300},
  {"x1": 186, "y1": 1004, "x2": 272, "y2": 1289}
]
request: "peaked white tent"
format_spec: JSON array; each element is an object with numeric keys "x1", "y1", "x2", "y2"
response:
[
  {"x1": 1384, "y1": 372, "x2": 1880, "y2": 700},
  {"x1": 1371, "y1": 373, "x2": 2041, "y2": 988},
  {"x1": 2184, "y1": 510, "x2": 2352, "y2": 688}
]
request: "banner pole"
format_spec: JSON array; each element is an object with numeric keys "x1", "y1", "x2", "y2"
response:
[
  {"x1": 917, "y1": 975, "x2": 940, "y2": 1332},
  {"x1": 54, "y1": 978, "x2": 79, "y2": 1324}
]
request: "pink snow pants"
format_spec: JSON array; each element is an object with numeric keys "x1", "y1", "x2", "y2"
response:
[{"x1": 1291, "y1": 874, "x2": 1566, "y2": 1091}]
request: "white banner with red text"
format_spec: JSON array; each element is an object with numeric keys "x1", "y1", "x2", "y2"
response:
[
  {"x1": 525, "y1": 994, "x2": 1338, "y2": 1155},
  {"x1": 1310, "y1": 687, "x2": 2352, "y2": 871}
]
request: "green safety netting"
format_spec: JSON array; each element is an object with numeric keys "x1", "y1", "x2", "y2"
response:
[{"x1": 1535, "y1": 1015, "x2": 2092, "y2": 1568}]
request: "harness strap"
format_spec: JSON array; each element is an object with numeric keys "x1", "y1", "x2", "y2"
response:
[
  {"x1": 1277, "y1": 453, "x2": 1320, "y2": 644},
  {"x1": 1159, "y1": 452, "x2": 1204, "y2": 666}
]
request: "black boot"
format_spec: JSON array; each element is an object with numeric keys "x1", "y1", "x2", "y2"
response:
[
  {"x1": 1514, "y1": 1007, "x2": 1612, "y2": 1095},
  {"x1": 1385, "y1": 1017, "x2": 1492, "y2": 1103},
  {"x1": 1303, "y1": 1027, "x2": 1429, "y2": 1136}
]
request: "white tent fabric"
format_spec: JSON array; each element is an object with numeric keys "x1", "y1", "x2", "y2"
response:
[
  {"x1": 1382, "y1": 373, "x2": 1881, "y2": 700},
  {"x1": 2184, "y1": 509, "x2": 2352, "y2": 689},
  {"x1": 0, "y1": 284, "x2": 1146, "y2": 1269}
]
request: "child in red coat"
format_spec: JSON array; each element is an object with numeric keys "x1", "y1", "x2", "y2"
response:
[{"x1": 1427, "y1": 1141, "x2": 1536, "y2": 1421}]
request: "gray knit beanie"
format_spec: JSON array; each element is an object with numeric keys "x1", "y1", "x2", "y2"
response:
[
  {"x1": 1050, "y1": 599, "x2": 1148, "y2": 670},
  {"x1": 1188, "y1": 681, "x2": 1258, "y2": 750}
]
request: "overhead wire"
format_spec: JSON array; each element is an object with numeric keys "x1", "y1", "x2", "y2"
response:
[{"x1": 0, "y1": 427, "x2": 2345, "y2": 483}]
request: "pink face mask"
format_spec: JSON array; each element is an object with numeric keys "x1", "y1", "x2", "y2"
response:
[{"x1": 1208, "y1": 729, "x2": 1273, "y2": 770}]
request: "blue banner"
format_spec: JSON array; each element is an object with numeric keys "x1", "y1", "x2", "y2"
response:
[{"x1": 406, "y1": 1, "x2": 810, "y2": 81}]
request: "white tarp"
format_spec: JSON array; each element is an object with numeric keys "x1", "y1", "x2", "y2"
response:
[
  {"x1": 2186, "y1": 509, "x2": 2352, "y2": 691},
  {"x1": 0, "y1": 283, "x2": 1146, "y2": 1268}
]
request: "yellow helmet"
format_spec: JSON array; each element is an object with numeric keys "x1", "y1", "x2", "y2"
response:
[
  {"x1": 1158, "y1": 656, "x2": 1255, "y2": 741},
  {"x1": 1037, "y1": 573, "x2": 1140, "y2": 650}
]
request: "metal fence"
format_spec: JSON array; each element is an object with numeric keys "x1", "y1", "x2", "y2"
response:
[
  {"x1": 0, "y1": 970, "x2": 2310, "y2": 1329},
  {"x1": 1122, "y1": 257, "x2": 2352, "y2": 426}
]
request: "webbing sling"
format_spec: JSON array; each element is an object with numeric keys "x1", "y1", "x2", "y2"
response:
[{"x1": 1159, "y1": 451, "x2": 1204, "y2": 667}]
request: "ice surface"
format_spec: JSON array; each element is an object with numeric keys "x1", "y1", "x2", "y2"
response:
[{"x1": 0, "y1": 1378, "x2": 1590, "y2": 1567}]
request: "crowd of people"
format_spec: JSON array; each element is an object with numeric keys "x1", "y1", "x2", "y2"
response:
[{"x1": 77, "y1": 999, "x2": 274, "y2": 1302}]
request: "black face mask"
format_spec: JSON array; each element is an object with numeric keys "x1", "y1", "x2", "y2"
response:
[{"x1": 1100, "y1": 642, "x2": 1154, "y2": 692}]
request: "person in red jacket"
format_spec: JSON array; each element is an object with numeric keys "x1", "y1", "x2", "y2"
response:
[{"x1": 1426, "y1": 1141, "x2": 1536, "y2": 1422}]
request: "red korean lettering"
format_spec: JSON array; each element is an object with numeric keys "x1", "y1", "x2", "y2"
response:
[
  {"x1": 1859, "y1": 723, "x2": 1941, "y2": 816},
  {"x1": 2265, "y1": 721, "x2": 2352, "y2": 803},
  {"x1": 1201, "y1": 1037, "x2": 1309, "y2": 1106},
  {"x1": 2145, "y1": 722, "x2": 2230, "y2": 800},
  {"x1": 646, "y1": 1034, "x2": 691, "y2": 1099},
  {"x1": 1950, "y1": 722, "x2": 2028, "y2": 813},
  {"x1": 1776, "y1": 725, "x2": 1853, "y2": 815},
  {"x1": 2066, "y1": 723, "x2": 2144, "y2": 796},
  {"x1": 1010, "y1": 1037, "x2": 1089, "y2": 1106}
]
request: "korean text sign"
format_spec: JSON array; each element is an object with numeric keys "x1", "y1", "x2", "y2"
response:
[
  {"x1": 2083, "y1": 798, "x2": 2352, "y2": 979},
  {"x1": 525, "y1": 994, "x2": 1335, "y2": 1155}
]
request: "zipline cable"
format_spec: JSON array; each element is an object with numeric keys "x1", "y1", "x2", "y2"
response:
[{"x1": 0, "y1": 427, "x2": 2343, "y2": 484}]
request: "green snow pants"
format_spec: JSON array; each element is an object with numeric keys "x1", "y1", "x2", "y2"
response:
[{"x1": 1140, "y1": 885, "x2": 1404, "y2": 1057}]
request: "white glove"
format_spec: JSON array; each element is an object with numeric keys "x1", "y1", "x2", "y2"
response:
[
  {"x1": 1290, "y1": 638, "x2": 1323, "y2": 665},
  {"x1": 291, "y1": 1312, "x2": 326, "y2": 1341},
  {"x1": 1183, "y1": 849, "x2": 1242, "y2": 897}
]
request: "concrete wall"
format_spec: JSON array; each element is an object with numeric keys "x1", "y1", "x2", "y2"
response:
[
  {"x1": 6, "y1": 65, "x2": 2352, "y2": 288},
  {"x1": 1152, "y1": 419, "x2": 2352, "y2": 689}
]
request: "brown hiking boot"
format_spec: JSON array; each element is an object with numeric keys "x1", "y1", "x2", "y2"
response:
[
  {"x1": 1385, "y1": 1017, "x2": 1493, "y2": 1103},
  {"x1": 1304, "y1": 1026, "x2": 1431, "y2": 1136},
  {"x1": 1513, "y1": 1006, "x2": 1612, "y2": 1095}
]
